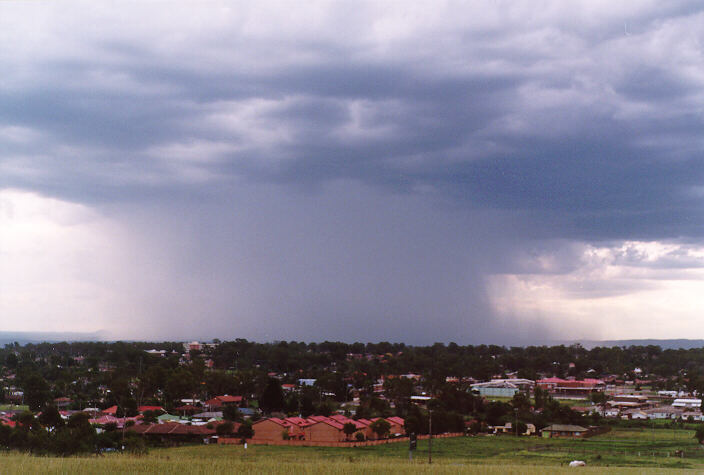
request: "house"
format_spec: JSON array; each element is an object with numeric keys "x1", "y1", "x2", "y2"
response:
[
  {"x1": 622, "y1": 409, "x2": 648, "y2": 420},
  {"x1": 238, "y1": 407, "x2": 258, "y2": 418},
  {"x1": 251, "y1": 415, "x2": 405, "y2": 442},
  {"x1": 0, "y1": 416, "x2": 17, "y2": 428},
  {"x1": 537, "y1": 378, "x2": 605, "y2": 397},
  {"x1": 205, "y1": 395, "x2": 243, "y2": 410},
  {"x1": 672, "y1": 398, "x2": 702, "y2": 409},
  {"x1": 490, "y1": 422, "x2": 513, "y2": 434},
  {"x1": 329, "y1": 414, "x2": 372, "y2": 439},
  {"x1": 541, "y1": 424, "x2": 589, "y2": 438},
  {"x1": 385, "y1": 416, "x2": 405, "y2": 437},
  {"x1": 682, "y1": 411, "x2": 704, "y2": 421},
  {"x1": 645, "y1": 406, "x2": 683, "y2": 419},
  {"x1": 157, "y1": 413, "x2": 182, "y2": 423},
  {"x1": 490, "y1": 422, "x2": 534, "y2": 435},
  {"x1": 251, "y1": 417, "x2": 293, "y2": 441},
  {"x1": 89, "y1": 415, "x2": 120, "y2": 426},
  {"x1": 145, "y1": 349, "x2": 167, "y2": 356},
  {"x1": 283, "y1": 416, "x2": 312, "y2": 439},
  {"x1": 129, "y1": 422, "x2": 219, "y2": 443},
  {"x1": 191, "y1": 411, "x2": 223, "y2": 422},
  {"x1": 470, "y1": 381, "x2": 519, "y2": 398},
  {"x1": 184, "y1": 341, "x2": 202, "y2": 352},
  {"x1": 138, "y1": 405, "x2": 165, "y2": 414},
  {"x1": 303, "y1": 419, "x2": 346, "y2": 442}
]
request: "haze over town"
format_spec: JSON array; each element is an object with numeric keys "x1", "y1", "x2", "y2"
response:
[{"x1": 3, "y1": 1, "x2": 704, "y2": 344}]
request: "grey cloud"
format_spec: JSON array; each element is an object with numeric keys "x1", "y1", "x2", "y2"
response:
[{"x1": 3, "y1": 1, "x2": 704, "y2": 342}]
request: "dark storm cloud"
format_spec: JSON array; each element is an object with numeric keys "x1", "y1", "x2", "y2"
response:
[{"x1": 3, "y1": 1, "x2": 704, "y2": 342}]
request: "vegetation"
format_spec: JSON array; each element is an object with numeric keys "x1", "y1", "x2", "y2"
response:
[
  {"x1": 0, "y1": 410, "x2": 145, "y2": 456},
  {"x1": 4, "y1": 339, "x2": 704, "y2": 459},
  {"x1": 0, "y1": 430, "x2": 702, "y2": 473}
]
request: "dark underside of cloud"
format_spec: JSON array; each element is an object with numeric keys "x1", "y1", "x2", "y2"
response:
[{"x1": 2, "y1": 2, "x2": 704, "y2": 343}]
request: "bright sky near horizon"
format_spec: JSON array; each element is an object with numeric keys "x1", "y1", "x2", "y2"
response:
[{"x1": 2, "y1": 1, "x2": 704, "y2": 344}]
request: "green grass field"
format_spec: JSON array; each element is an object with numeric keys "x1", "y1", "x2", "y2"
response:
[{"x1": 0, "y1": 429, "x2": 703, "y2": 473}]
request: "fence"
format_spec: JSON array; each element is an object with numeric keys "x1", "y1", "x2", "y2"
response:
[
  {"x1": 525, "y1": 444, "x2": 704, "y2": 459},
  {"x1": 218, "y1": 432, "x2": 464, "y2": 447}
]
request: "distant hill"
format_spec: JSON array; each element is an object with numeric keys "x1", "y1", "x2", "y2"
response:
[
  {"x1": 0, "y1": 331, "x2": 105, "y2": 346},
  {"x1": 577, "y1": 339, "x2": 704, "y2": 350},
  {"x1": 1, "y1": 332, "x2": 703, "y2": 350}
]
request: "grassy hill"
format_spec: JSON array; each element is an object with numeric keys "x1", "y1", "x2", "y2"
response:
[{"x1": 1, "y1": 428, "x2": 703, "y2": 473}]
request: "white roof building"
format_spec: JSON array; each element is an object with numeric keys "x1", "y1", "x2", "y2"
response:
[{"x1": 673, "y1": 398, "x2": 701, "y2": 408}]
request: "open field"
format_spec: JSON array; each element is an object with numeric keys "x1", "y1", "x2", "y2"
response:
[
  {"x1": 1, "y1": 429, "x2": 703, "y2": 473},
  {"x1": 484, "y1": 395, "x2": 590, "y2": 408}
]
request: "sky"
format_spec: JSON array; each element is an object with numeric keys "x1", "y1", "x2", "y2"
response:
[{"x1": 2, "y1": 1, "x2": 704, "y2": 344}]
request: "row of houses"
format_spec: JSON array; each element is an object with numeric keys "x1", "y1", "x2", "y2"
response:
[{"x1": 251, "y1": 415, "x2": 405, "y2": 443}]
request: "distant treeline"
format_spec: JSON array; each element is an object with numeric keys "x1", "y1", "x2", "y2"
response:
[{"x1": 4, "y1": 340, "x2": 704, "y2": 382}]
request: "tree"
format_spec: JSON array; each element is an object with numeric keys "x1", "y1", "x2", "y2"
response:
[
  {"x1": 370, "y1": 419, "x2": 390, "y2": 439},
  {"x1": 259, "y1": 378, "x2": 285, "y2": 414},
  {"x1": 696, "y1": 426, "x2": 704, "y2": 444},
  {"x1": 511, "y1": 392, "x2": 532, "y2": 414},
  {"x1": 223, "y1": 405, "x2": 243, "y2": 422},
  {"x1": 534, "y1": 385, "x2": 547, "y2": 410},
  {"x1": 21, "y1": 373, "x2": 51, "y2": 410},
  {"x1": 590, "y1": 391, "x2": 608, "y2": 415},
  {"x1": 38, "y1": 405, "x2": 64, "y2": 431},
  {"x1": 141, "y1": 410, "x2": 160, "y2": 424},
  {"x1": 343, "y1": 422, "x2": 357, "y2": 440},
  {"x1": 237, "y1": 421, "x2": 254, "y2": 440},
  {"x1": 5, "y1": 353, "x2": 18, "y2": 369},
  {"x1": 216, "y1": 421, "x2": 235, "y2": 436},
  {"x1": 50, "y1": 412, "x2": 97, "y2": 456}
]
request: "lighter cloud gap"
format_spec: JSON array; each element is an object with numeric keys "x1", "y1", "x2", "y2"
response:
[
  {"x1": 488, "y1": 239, "x2": 704, "y2": 340},
  {"x1": 0, "y1": 190, "x2": 121, "y2": 333}
]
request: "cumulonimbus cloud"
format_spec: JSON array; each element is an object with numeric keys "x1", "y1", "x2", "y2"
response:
[{"x1": 2, "y1": 1, "x2": 704, "y2": 342}]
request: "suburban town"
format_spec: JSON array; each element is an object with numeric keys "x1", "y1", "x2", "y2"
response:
[{"x1": 3, "y1": 339, "x2": 704, "y2": 459}]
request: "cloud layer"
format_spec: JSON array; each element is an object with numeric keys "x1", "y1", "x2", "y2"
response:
[{"x1": 2, "y1": 1, "x2": 704, "y2": 342}]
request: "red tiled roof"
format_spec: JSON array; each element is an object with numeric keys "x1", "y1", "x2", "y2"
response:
[
  {"x1": 387, "y1": 416, "x2": 405, "y2": 426},
  {"x1": 284, "y1": 417, "x2": 311, "y2": 427},
  {"x1": 90, "y1": 415, "x2": 119, "y2": 425},
  {"x1": 0, "y1": 417, "x2": 16, "y2": 428},
  {"x1": 329, "y1": 415, "x2": 367, "y2": 429},
  {"x1": 102, "y1": 405, "x2": 118, "y2": 415},
  {"x1": 205, "y1": 395, "x2": 243, "y2": 407},
  {"x1": 259, "y1": 417, "x2": 290, "y2": 427},
  {"x1": 138, "y1": 406, "x2": 164, "y2": 413},
  {"x1": 216, "y1": 395, "x2": 243, "y2": 403},
  {"x1": 537, "y1": 377, "x2": 566, "y2": 383},
  {"x1": 308, "y1": 415, "x2": 331, "y2": 423},
  {"x1": 302, "y1": 416, "x2": 344, "y2": 430}
]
